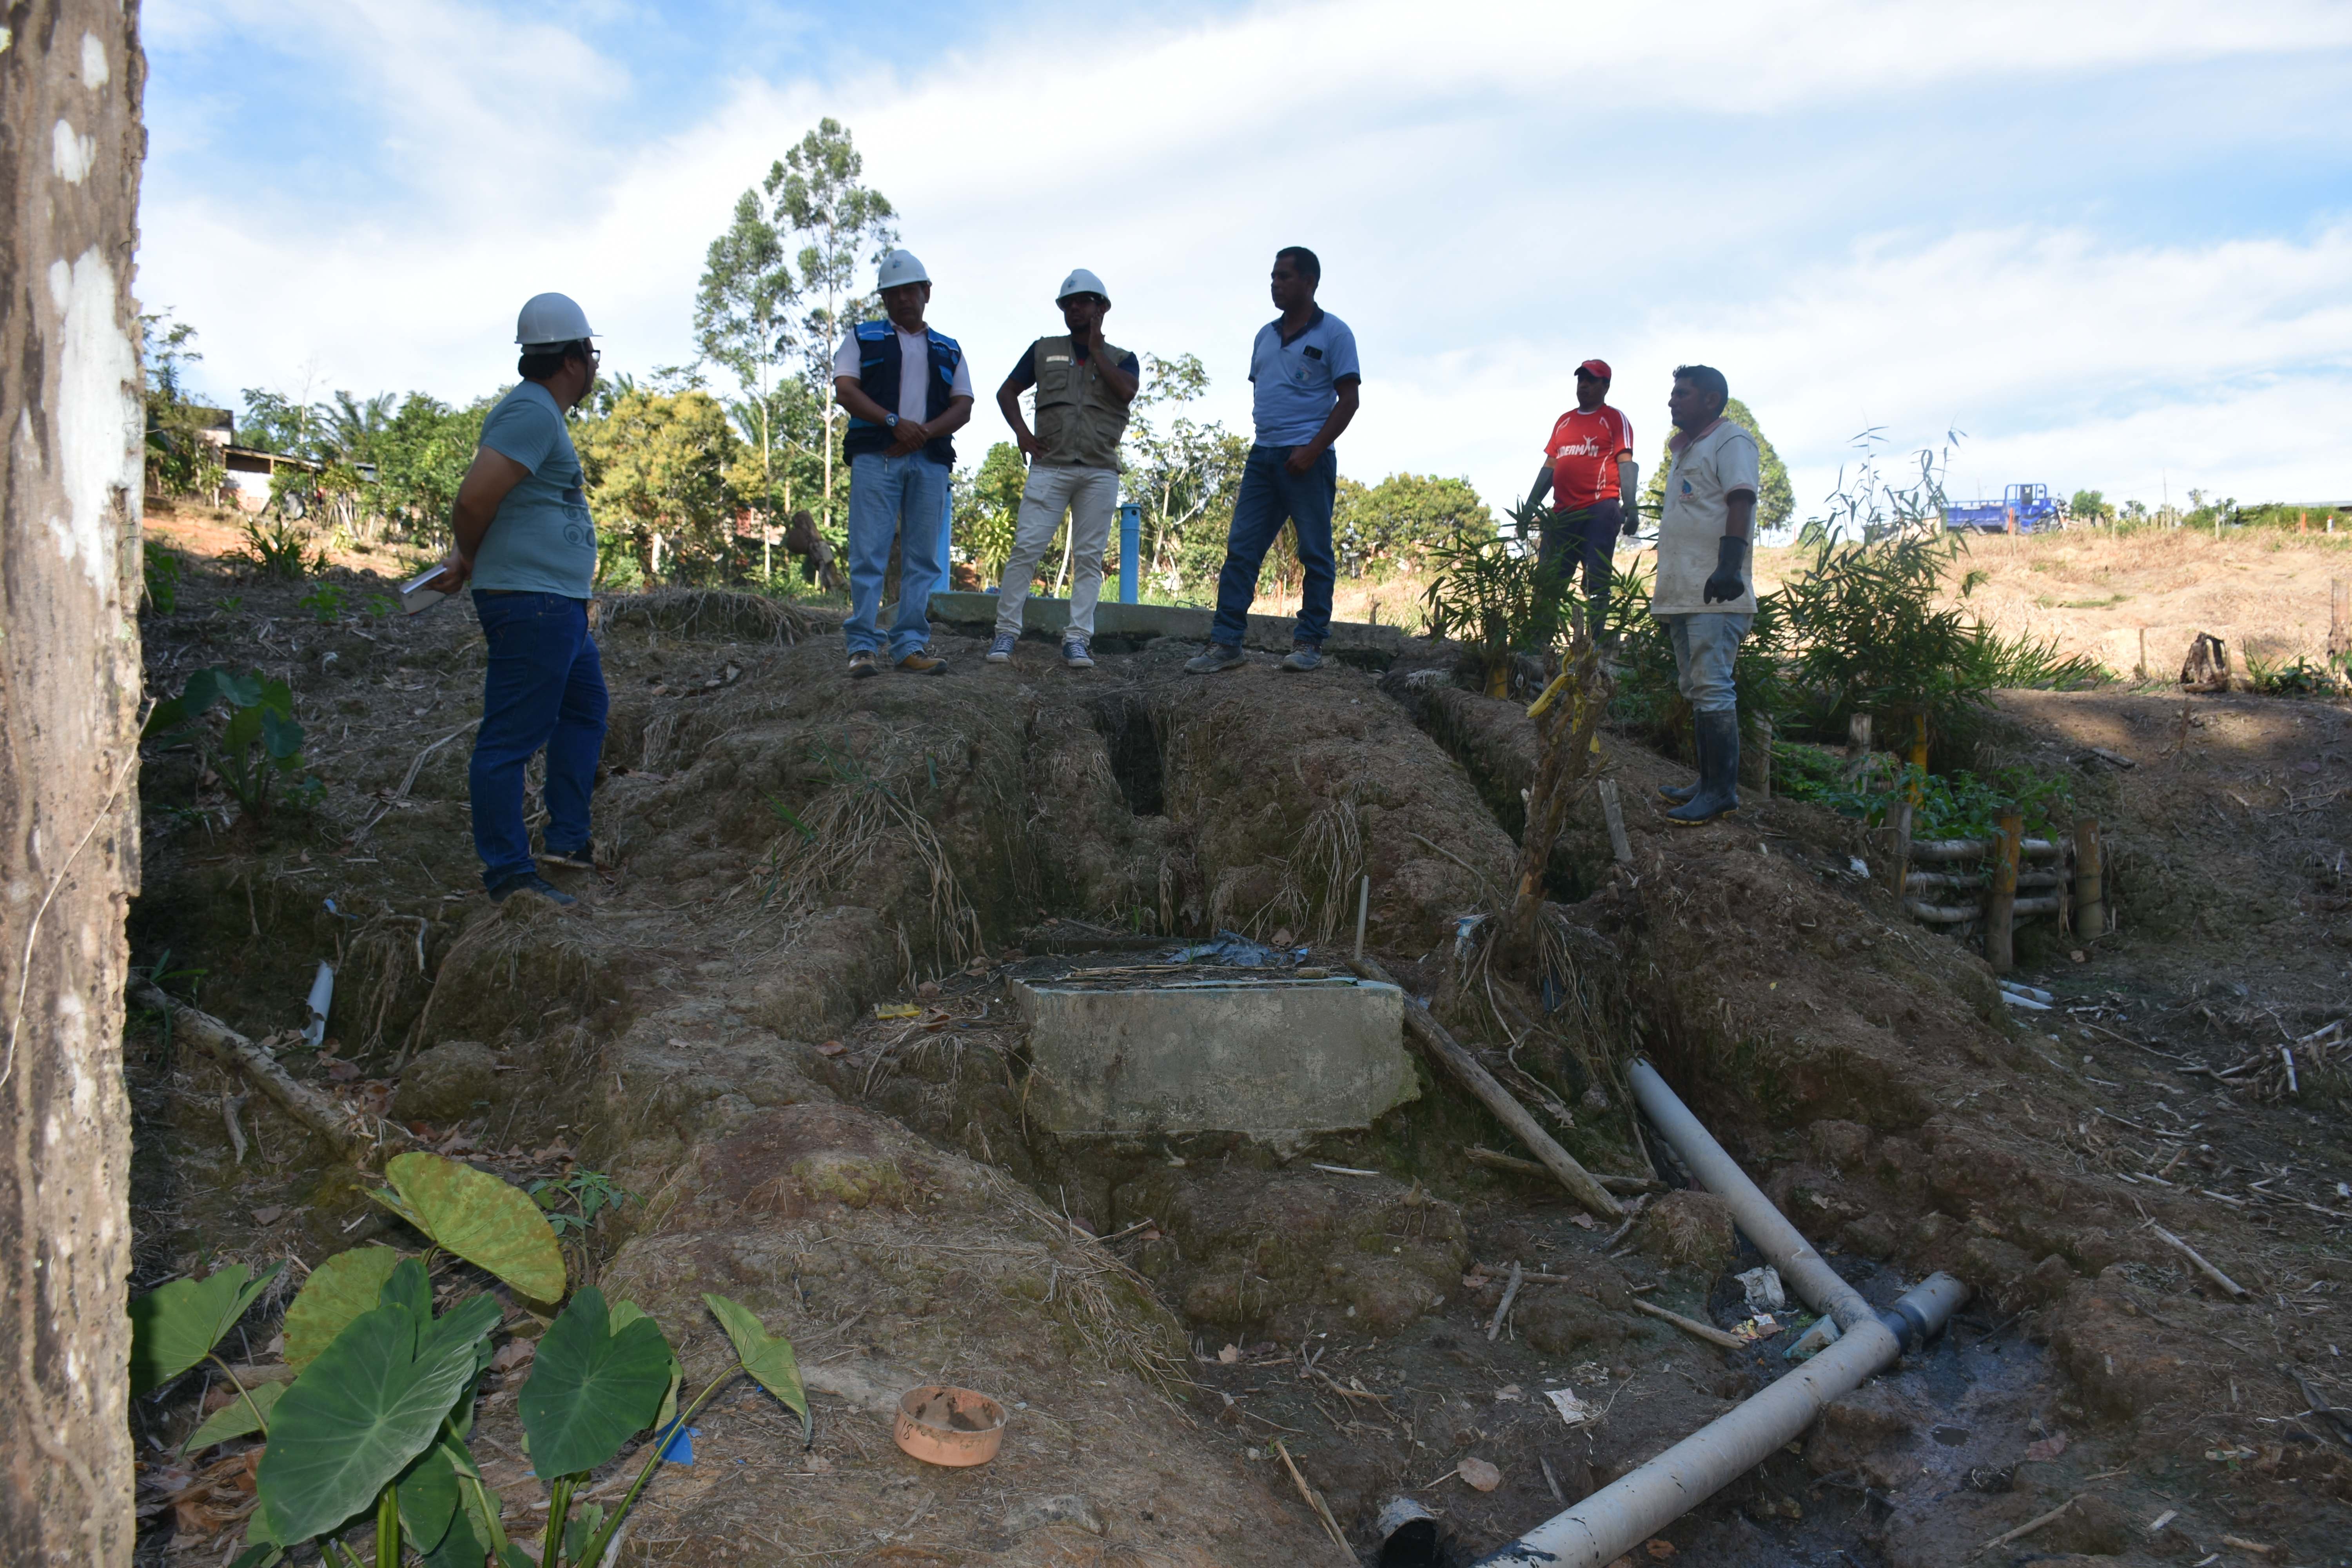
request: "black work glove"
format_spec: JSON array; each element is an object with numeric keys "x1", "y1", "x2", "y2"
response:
[{"x1": 1703, "y1": 535, "x2": 1749, "y2": 603}]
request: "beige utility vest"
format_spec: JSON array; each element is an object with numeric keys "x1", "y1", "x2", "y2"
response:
[{"x1": 1031, "y1": 335, "x2": 1131, "y2": 470}]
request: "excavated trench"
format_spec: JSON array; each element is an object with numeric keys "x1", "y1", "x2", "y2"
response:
[{"x1": 126, "y1": 588, "x2": 2352, "y2": 1566}]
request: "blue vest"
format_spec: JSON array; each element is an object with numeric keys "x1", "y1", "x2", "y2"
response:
[{"x1": 844, "y1": 321, "x2": 962, "y2": 466}]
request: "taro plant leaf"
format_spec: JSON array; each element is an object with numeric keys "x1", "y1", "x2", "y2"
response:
[
  {"x1": 379, "y1": 1254, "x2": 435, "y2": 1345},
  {"x1": 611, "y1": 1298, "x2": 682, "y2": 1431},
  {"x1": 129, "y1": 1260, "x2": 285, "y2": 1394},
  {"x1": 180, "y1": 1377, "x2": 286, "y2": 1453},
  {"x1": 518, "y1": 1287, "x2": 672, "y2": 1478},
  {"x1": 380, "y1": 1150, "x2": 567, "y2": 1302},
  {"x1": 225, "y1": 1546, "x2": 282, "y2": 1568},
  {"x1": 259, "y1": 706, "x2": 304, "y2": 765},
  {"x1": 702, "y1": 1293, "x2": 809, "y2": 1440},
  {"x1": 282, "y1": 1246, "x2": 405, "y2": 1370},
  {"x1": 256, "y1": 1300, "x2": 491, "y2": 1544},
  {"x1": 395, "y1": 1433, "x2": 467, "y2": 1557}
]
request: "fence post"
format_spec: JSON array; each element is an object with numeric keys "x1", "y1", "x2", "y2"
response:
[
  {"x1": 1119, "y1": 502, "x2": 1141, "y2": 604},
  {"x1": 2073, "y1": 817, "x2": 2105, "y2": 940},
  {"x1": 1986, "y1": 810, "x2": 2023, "y2": 973},
  {"x1": 2330, "y1": 578, "x2": 2350, "y2": 662}
]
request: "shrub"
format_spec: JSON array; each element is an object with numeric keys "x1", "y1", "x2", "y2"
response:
[
  {"x1": 143, "y1": 666, "x2": 319, "y2": 820},
  {"x1": 143, "y1": 544, "x2": 183, "y2": 614},
  {"x1": 240, "y1": 515, "x2": 323, "y2": 580}
]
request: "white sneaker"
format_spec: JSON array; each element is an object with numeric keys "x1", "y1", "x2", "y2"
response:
[
  {"x1": 1062, "y1": 637, "x2": 1094, "y2": 669},
  {"x1": 987, "y1": 632, "x2": 1017, "y2": 662}
]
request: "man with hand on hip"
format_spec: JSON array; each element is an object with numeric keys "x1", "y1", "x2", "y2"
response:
[
  {"x1": 1524, "y1": 358, "x2": 1636, "y2": 641},
  {"x1": 988, "y1": 268, "x2": 1139, "y2": 670},
  {"x1": 423, "y1": 292, "x2": 609, "y2": 907},
  {"x1": 832, "y1": 248, "x2": 975, "y2": 678},
  {"x1": 1650, "y1": 363, "x2": 1759, "y2": 825},
  {"x1": 1187, "y1": 245, "x2": 1359, "y2": 674}
]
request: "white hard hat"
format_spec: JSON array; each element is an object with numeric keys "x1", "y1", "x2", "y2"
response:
[
  {"x1": 876, "y1": 250, "x2": 930, "y2": 291},
  {"x1": 1056, "y1": 268, "x2": 1109, "y2": 304},
  {"x1": 515, "y1": 292, "x2": 596, "y2": 347}
]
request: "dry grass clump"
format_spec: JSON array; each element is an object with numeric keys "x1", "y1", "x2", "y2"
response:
[{"x1": 598, "y1": 587, "x2": 834, "y2": 646}]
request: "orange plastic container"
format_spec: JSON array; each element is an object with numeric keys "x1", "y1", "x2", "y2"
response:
[{"x1": 892, "y1": 1384, "x2": 1007, "y2": 1467}]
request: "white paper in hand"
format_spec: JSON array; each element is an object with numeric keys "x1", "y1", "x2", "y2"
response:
[{"x1": 401, "y1": 565, "x2": 455, "y2": 615}]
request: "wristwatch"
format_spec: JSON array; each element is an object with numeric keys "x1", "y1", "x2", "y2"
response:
[{"x1": 884, "y1": 414, "x2": 900, "y2": 430}]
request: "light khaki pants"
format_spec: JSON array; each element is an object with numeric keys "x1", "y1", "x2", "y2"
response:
[{"x1": 993, "y1": 464, "x2": 1119, "y2": 641}]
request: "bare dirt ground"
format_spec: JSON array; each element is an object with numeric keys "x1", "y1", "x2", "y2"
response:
[{"x1": 125, "y1": 507, "x2": 2350, "y2": 1567}]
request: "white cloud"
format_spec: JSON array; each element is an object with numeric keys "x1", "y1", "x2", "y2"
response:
[{"x1": 137, "y1": 0, "x2": 2352, "y2": 514}]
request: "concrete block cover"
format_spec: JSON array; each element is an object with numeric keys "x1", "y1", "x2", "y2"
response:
[{"x1": 1010, "y1": 975, "x2": 1416, "y2": 1140}]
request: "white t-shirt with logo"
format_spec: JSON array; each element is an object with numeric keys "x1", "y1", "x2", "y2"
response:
[
  {"x1": 1651, "y1": 419, "x2": 1761, "y2": 616},
  {"x1": 833, "y1": 327, "x2": 976, "y2": 425}
]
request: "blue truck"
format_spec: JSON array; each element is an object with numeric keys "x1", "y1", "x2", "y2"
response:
[{"x1": 1944, "y1": 483, "x2": 2062, "y2": 534}]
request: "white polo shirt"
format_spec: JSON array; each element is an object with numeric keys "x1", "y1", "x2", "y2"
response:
[{"x1": 1651, "y1": 419, "x2": 1761, "y2": 616}]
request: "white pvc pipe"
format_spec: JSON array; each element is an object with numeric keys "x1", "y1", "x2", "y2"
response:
[
  {"x1": 1470, "y1": 1061, "x2": 1968, "y2": 1567},
  {"x1": 1627, "y1": 1059, "x2": 1874, "y2": 1330}
]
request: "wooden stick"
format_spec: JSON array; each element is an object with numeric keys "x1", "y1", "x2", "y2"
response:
[
  {"x1": 1486, "y1": 1261, "x2": 1524, "y2": 1342},
  {"x1": 1755, "y1": 713, "x2": 1772, "y2": 801},
  {"x1": 131, "y1": 979, "x2": 387, "y2": 1157},
  {"x1": 1466, "y1": 1145, "x2": 1659, "y2": 1193},
  {"x1": 1348, "y1": 956, "x2": 1622, "y2": 1221},
  {"x1": 1271, "y1": 1440, "x2": 1351, "y2": 1559},
  {"x1": 2331, "y1": 577, "x2": 2350, "y2": 662},
  {"x1": 1985, "y1": 810, "x2": 2023, "y2": 973},
  {"x1": 1630, "y1": 1297, "x2": 1744, "y2": 1350},
  {"x1": 1972, "y1": 1497, "x2": 2076, "y2": 1557},
  {"x1": 2151, "y1": 1224, "x2": 2249, "y2": 1298},
  {"x1": 1596, "y1": 779, "x2": 1633, "y2": 866},
  {"x1": 1892, "y1": 798, "x2": 1914, "y2": 922},
  {"x1": 1353, "y1": 875, "x2": 1369, "y2": 963},
  {"x1": 2074, "y1": 817, "x2": 2105, "y2": 939}
]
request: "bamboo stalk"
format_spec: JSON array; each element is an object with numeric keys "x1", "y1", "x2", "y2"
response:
[
  {"x1": 1486, "y1": 1261, "x2": 1524, "y2": 1342},
  {"x1": 1347, "y1": 956, "x2": 1622, "y2": 1220},
  {"x1": 1466, "y1": 1146, "x2": 1659, "y2": 1192},
  {"x1": 1596, "y1": 780, "x2": 1633, "y2": 866},
  {"x1": 1985, "y1": 812, "x2": 2023, "y2": 974},
  {"x1": 2073, "y1": 817, "x2": 2105, "y2": 939},
  {"x1": 2151, "y1": 1224, "x2": 2249, "y2": 1298}
]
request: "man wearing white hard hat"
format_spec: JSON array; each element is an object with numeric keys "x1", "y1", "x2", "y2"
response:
[
  {"x1": 422, "y1": 292, "x2": 606, "y2": 906},
  {"x1": 831, "y1": 249, "x2": 974, "y2": 676},
  {"x1": 987, "y1": 268, "x2": 1139, "y2": 668}
]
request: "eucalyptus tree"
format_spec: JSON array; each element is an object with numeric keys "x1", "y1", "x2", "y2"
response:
[
  {"x1": 768, "y1": 119, "x2": 897, "y2": 534},
  {"x1": 695, "y1": 187, "x2": 799, "y2": 579}
]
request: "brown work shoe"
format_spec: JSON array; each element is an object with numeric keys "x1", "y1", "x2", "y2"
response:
[
  {"x1": 895, "y1": 648, "x2": 949, "y2": 675},
  {"x1": 848, "y1": 650, "x2": 881, "y2": 679}
]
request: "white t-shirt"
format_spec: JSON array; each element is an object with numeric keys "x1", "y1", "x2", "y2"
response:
[
  {"x1": 1651, "y1": 419, "x2": 1762, "y2": 616},
  {"x1": 832, "y1": 326, "x2": 976, "y2": 425}
]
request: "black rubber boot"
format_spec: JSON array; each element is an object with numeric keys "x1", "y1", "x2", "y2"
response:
[
  {"x1": 1664, "y1": 708, "x2": 1741, "y2": 824},
  {"x1": 1656, "y1": 719, "x2": 1704, "y2": 804}
]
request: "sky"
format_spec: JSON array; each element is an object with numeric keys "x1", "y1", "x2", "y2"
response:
[{"x1": 138, "y1": 0, "x2": 2352, "y2": 520}]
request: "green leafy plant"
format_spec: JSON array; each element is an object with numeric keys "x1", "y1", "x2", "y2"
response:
[
  {"x1": 2245, "y1": 652, "x2": 2343, "y2": 697},
  {"x1": 144, "y1": 544, "x2": 184, "y2": 614},
  {"x1": 241, "y1": 515, "x2": 325, "y2": 580},
  {"x1": 363, "y1": 592, "x2": 398, "y2": 619},
  {"x1": 1775, "y1": 751, "x2": 2074, "y2": 842},
  {"x1": 218, "y1": 594, "x2": 245, "y2": 615},
  {"x1": 1419, "y1": 515, "x2": 1573, "y2": 693},
  {"x1": 528, "y1": 1168, "x2": 633, "y2": 1239},
  {"x1": 142, "y1": 666, "x2": 317, "y2": 820},
  {"x1": 136, "y1": 1152, "x2": 812, "y2": 1568},
  {"x1": 299, "y1": 581, "x2": 348, "y2": 624}
]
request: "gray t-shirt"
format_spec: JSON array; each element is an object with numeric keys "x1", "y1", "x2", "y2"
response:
[{"x1": 470, "y1": 381, "x2": 595, "y2": 597}]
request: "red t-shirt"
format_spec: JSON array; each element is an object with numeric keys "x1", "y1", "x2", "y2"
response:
[{"x1": 1541, "y1": 405, "x2": 1635, "y2": 508}]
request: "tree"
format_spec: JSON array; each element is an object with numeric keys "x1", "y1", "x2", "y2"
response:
[
  {"x1": 138, "y1": 312, "x2": 223, "y2": 501},
  {"x1": 1640, "y1": 396, "x2": 1794, "y2": 533},
  {"x1": 372, "y1": 392, "x2": 494, "y2": 545},
  {"x1": 960, "y1": 440, "x2": 1030, "y2": 581},
  {"x1": 770, "y1": 120, "x2": 897, "y2": 536},
  {"x1": 237, "y1": 386, "x2": 320, "y2": 460},
  {"x1": 696, "y1": 187, "x2": 800, "y2": 580},
  {"x1": 1334, "y1": 472, "x2": 1494, "y2": 579},
  {"x1": 579, "y1": 388, "x2": 743, "y2": 584},
  {"x1": 1, "y1": 6, "x2": 144, "y2": 1561},
  {"x1": 1123, "y1": 353, "x2": 1249, "y2": 594},
  {"x1": 2069, "y1": 488, "x2": 2110, "y2": 525}
]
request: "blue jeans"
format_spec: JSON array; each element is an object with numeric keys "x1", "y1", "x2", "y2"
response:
[
  {"x1": 1539, "y1": 497, "x2": 1621, "y2": 603},
  {"x1": 1661, "y1": 612, "x2": 1751, "y2": 715},
  {"x1": 468, "y1": 592, "x2": 607, "y2": 889},
  {"x1": 1210, "y1": 444, "x2": 1338, "y2": 648},
  {"x1": 844, "y1": 451, "x2": 949, "y2": 659}
]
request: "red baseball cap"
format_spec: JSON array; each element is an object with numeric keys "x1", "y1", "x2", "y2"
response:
[{"x1": 1577, "y1": 358, "x2": 1612, "y2": 381}]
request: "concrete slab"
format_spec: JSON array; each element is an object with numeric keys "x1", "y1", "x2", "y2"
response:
[
  {"x1": 1009, "y1": 974, "x2": 1416, "y2": 1141},
  {"x1": 927, "y1": 590, "x2": 1411, "y2": 662}
]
